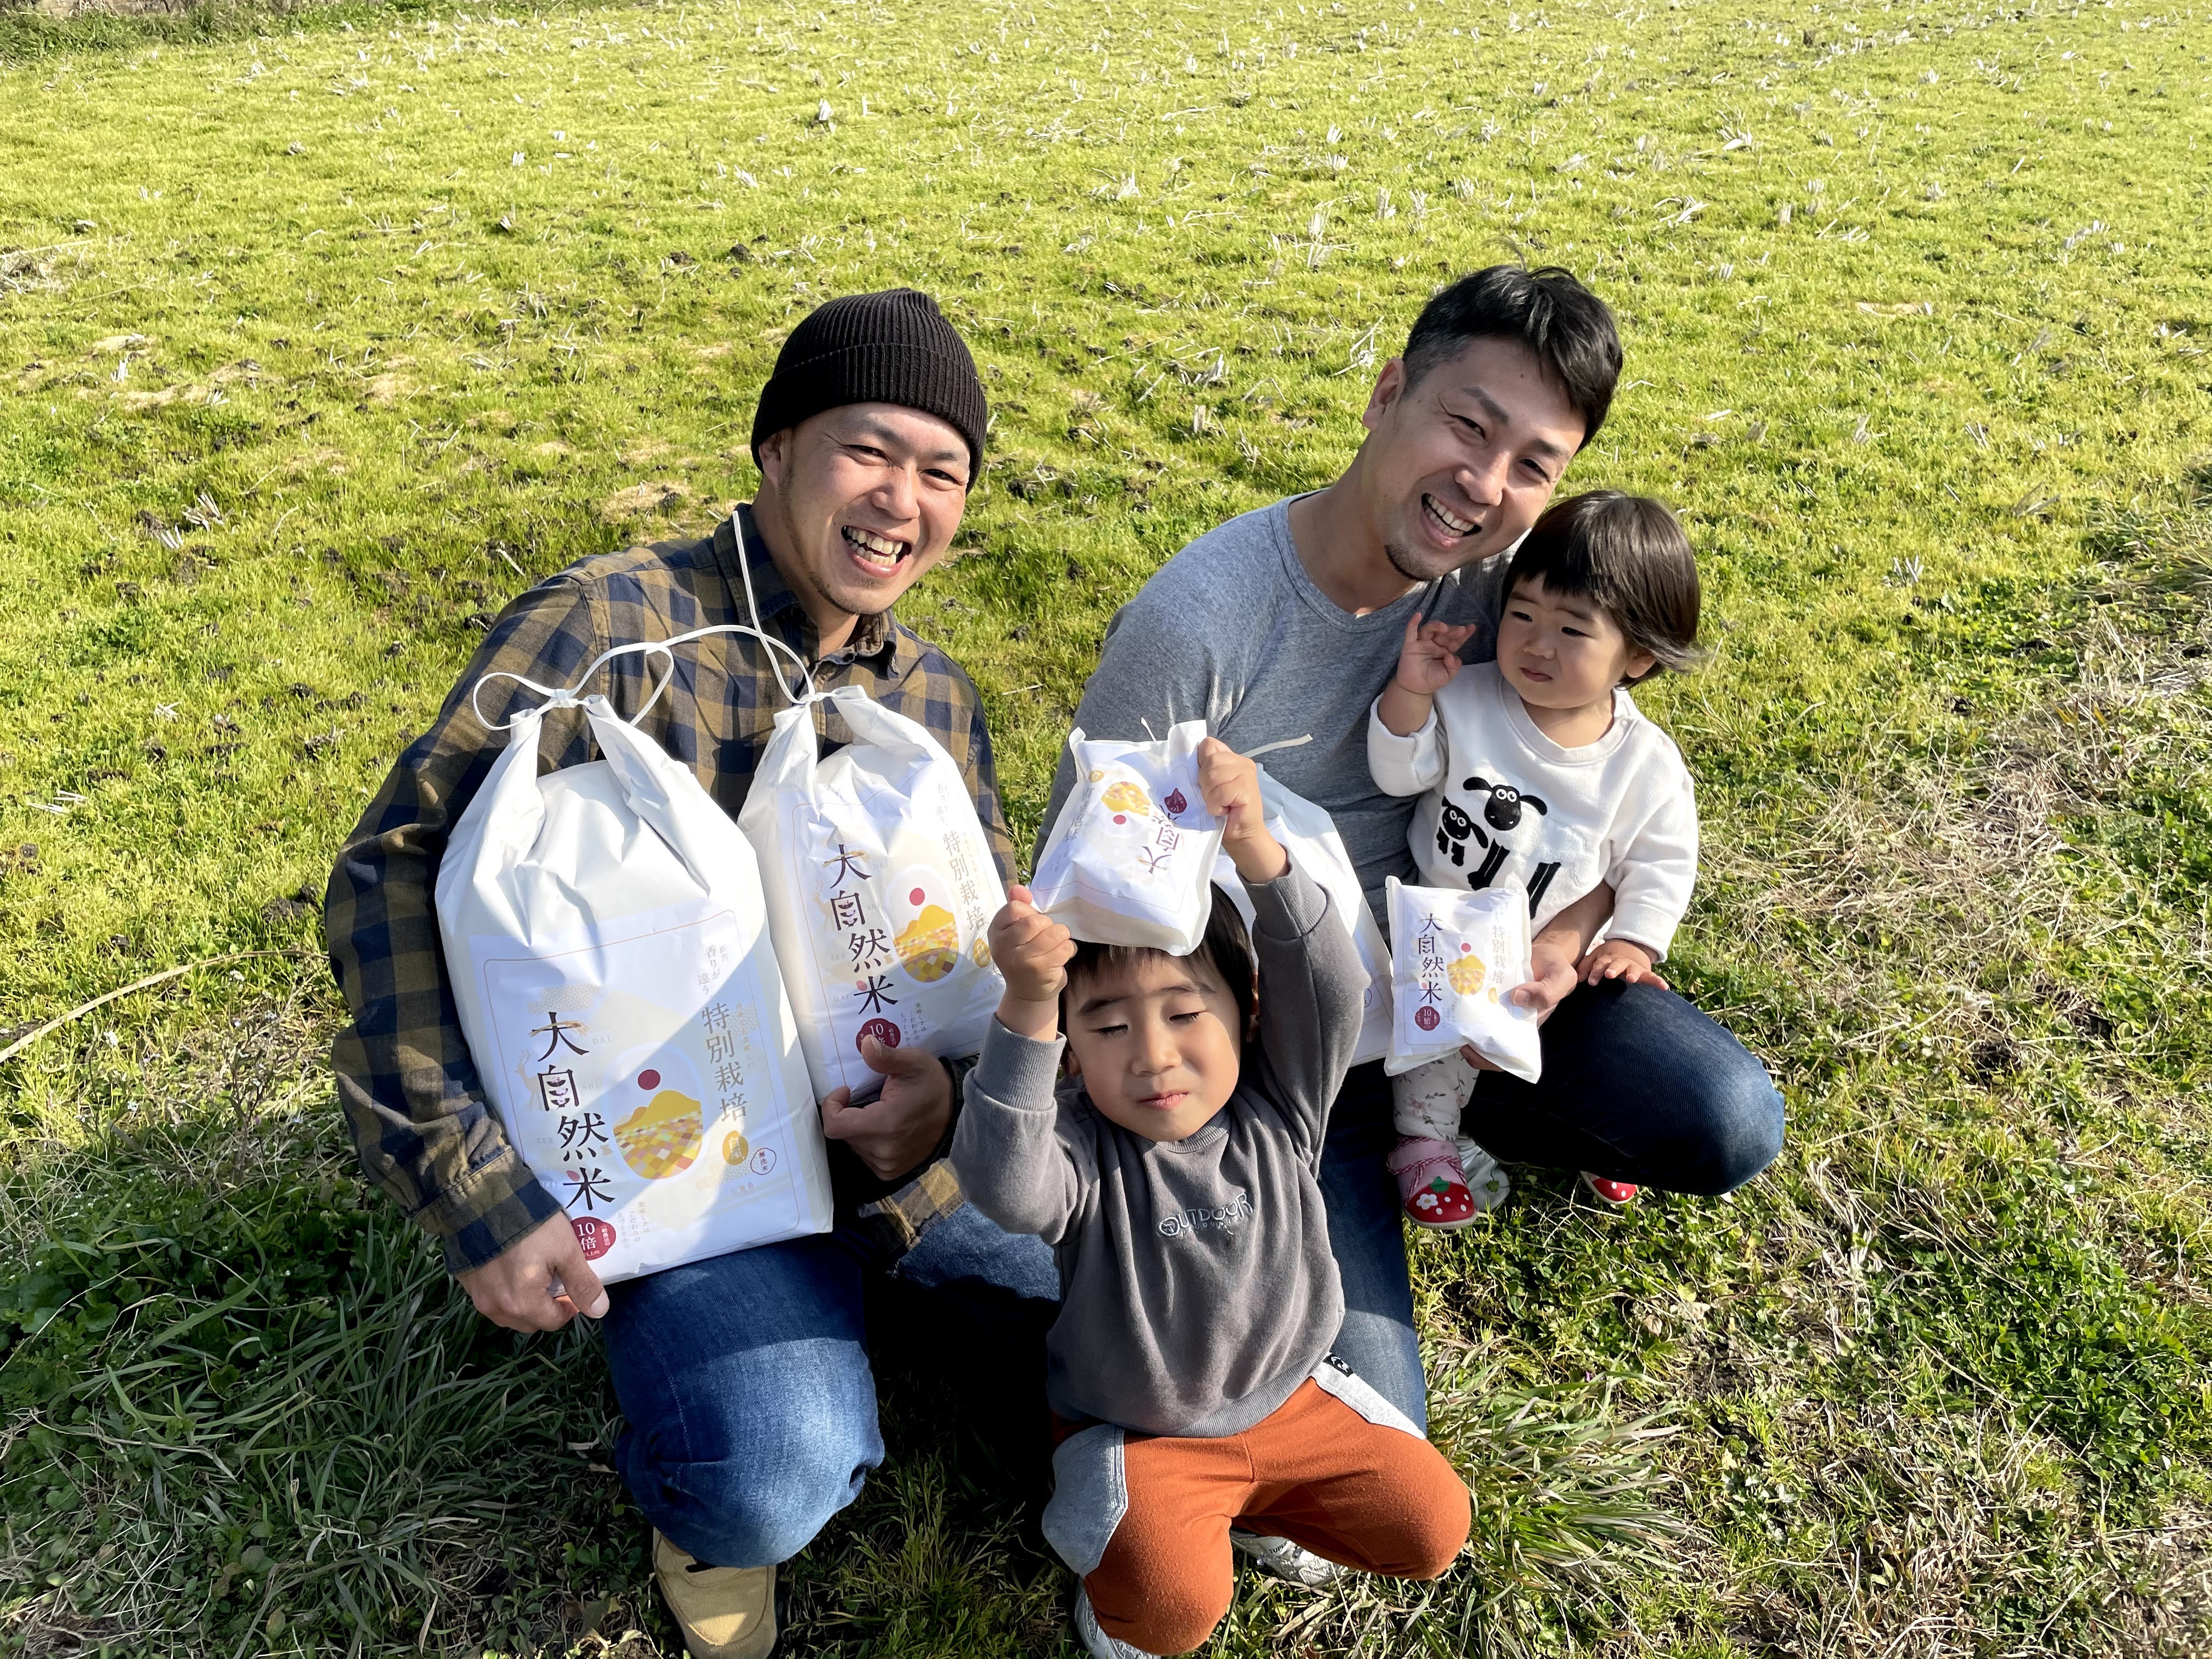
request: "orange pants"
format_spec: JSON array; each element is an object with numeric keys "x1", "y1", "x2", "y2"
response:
[{"x1": 1080, "y1": 1379, "x2": 1470, "y2": 1655}]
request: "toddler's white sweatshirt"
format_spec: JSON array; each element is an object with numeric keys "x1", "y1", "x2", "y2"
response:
[{"x1": 1365, "y1": 661, "x2": 1697, "y2": 957}]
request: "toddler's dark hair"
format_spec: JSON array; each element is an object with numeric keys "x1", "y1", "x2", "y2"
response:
[
  {"x1": 1062, "y1": 887, "x2": 1257, "y2": 1045},
  {"x1": 1505, "y1": 490, "x2": 1702, "y2": 686}
]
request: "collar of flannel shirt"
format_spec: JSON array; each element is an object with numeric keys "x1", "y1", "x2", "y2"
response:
[{"x1": 712, "y1": 503, "x2": 915, "y2": 678}]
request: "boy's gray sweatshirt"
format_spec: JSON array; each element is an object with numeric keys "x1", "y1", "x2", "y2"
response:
[{"x1": 951, "y1": 865, "x2": 1364, "y2": 1438}]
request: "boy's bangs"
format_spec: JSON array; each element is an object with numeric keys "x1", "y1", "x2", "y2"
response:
[{"x1": 1064, "y1": 888, "x2": 1257, "y2": 1040}]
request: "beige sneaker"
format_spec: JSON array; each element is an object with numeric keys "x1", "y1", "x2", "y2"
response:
[{"x1": 652, "y1": 1531, "x2": 778, "y2": 1659}]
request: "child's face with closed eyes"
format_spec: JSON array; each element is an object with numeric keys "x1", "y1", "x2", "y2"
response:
[{"x1": 1062, "y1": 950, "x2": 1246, "y2": 1143}]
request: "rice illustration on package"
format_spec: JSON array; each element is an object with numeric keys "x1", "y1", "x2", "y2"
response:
[
  {"x1": 615, "y1": 1087, "x2": 705, "y2": 1180},
  {"x1": 1384, "y1": 878, "x2": 1543, "y2": 1082},
  {"x1": 1101, "y1": 780, "x2": 1153, "y2": 817},
  {"x1": 895, "y1": 904, "x2": 962, "y2": 983},
  {"x1": 1446, "y1": 950, "x2": 1488, "y2": 998}
]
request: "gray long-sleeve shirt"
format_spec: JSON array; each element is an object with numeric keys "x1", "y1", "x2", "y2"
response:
[{"x1": 951, "y1": 865, "x2": 1365, "y2": 1437}]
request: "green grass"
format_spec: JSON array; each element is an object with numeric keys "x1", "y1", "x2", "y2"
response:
[{"x1": 3, "y1": 0, "x2": 2211, "y2": 1651}]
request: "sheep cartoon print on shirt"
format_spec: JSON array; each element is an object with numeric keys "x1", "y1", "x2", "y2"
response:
[{"x1": 1434, "y1": 775, "x2": 1565, "y2": 913}]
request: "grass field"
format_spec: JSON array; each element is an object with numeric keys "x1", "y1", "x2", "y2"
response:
[{"x1": 3, "y1": 0, "x2": 2211, "y2": 1652}]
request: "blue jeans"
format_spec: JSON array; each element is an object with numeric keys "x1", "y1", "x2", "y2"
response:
[
  {"x1": 606, "y1": 981, "x2": 1780, "y2": 1565},
  {"x1": 602, "y1": 1200, "x2": 1060, "y2": 1570},
  {"x1": 1318, "y1": 979, "x2": 1785, "y2": 1430}
]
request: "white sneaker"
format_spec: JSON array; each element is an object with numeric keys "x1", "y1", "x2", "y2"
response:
[
  {"x1": 1073, "y1": 1585, "x2": 1163, "y2": 1659},
  {"x1": 1457, "y1": 1137, "x2": 1511, "y2": 1211},
  {"x1": 1229, "y1": 1526, "x2": 1343, "y2": 1587}
]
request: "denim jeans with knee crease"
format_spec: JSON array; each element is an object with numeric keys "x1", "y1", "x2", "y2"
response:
[{"x1": 603, "y1": 978, "x2": 1783, "y2": 1568}]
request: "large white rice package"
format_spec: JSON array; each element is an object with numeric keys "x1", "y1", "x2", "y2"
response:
[
  {"x1": 738, "y1": 684, "x2": 1008, "y2": 1104},
  {"x1": 1384, "y1": 878, "x2": 1543, "y2": 1083},
  {"x1": 436, "y1": 695, "x2": 833, "y2": 1284},
  {"x1": 1030, "y1": 720, "x2": 1227, "y2": 953},
  {"x1": 1210, "y1": 767, "x2": 1394, "y2": 1065}
]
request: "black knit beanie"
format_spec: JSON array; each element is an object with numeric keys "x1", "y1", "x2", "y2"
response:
[{"x1": 750, "y1": 288, "x2": 989, "y2": 472}]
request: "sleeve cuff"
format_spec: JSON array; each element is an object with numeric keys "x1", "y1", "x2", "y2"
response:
[
  {"x1": 1365, "y1": 696, "x2": 1438, "y2": 792},
  {"x1": 1605, "y1": 903, "x2": 1680, "y2": 961},
  {"x1": 420, "y1": 1155, "x2": 566, "y2": 1277},
  {"x1": 854, "y1": 1157, "x2": 968, "y2": 1254},
  {"x1": 971, "y1": 1017, "x2": 1068, "y2": 1113},
  {"x1": 1242, "y1": 861, "x2": 1331, "y2": 942}
]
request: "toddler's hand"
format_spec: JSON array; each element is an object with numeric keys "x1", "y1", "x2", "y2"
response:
[
  {"x1": 990, "y1": 885, "x2": 1076, "y2": 1012},
  {"x1": 1579, "y1": 939, "x2": 1667, "y2": 989},
  {"x1": 1392, "y1": 613, "x2": 1476, "y2": 699},
  {"x1": 1196, "y1": 737, "x2": 1289, "y2": 883}
]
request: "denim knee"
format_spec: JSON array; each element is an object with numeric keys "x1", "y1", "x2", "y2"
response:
[
  {"x1": 1687, "y1": 1054, "x2": 1786, "y2": 1197},
  {"x1": 619, "y1": 1387, "x2": 881, "y2": 1568}
]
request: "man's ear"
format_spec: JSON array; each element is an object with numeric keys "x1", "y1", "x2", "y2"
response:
[
  {"x1": 755, "y1": 426, "x2": 793, "y2": 492},
  {"x1": 1359, "y1": 357, "x2": 1408, "y2": 435}
]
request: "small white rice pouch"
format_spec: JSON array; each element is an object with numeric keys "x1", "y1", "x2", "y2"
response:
[
  {"x1": 437, "y1": 690, "x2": 833, "y2": 1284},
  {"x1": 1384, "y1": 878, "x2": 1544, "y2": 1084},
  {"x1": 738, "y1": 684, "x2": 1008, "y2": 1104},
  {"x1": 1030, "y1": 720, "x2": 1227, "y2": 953}
]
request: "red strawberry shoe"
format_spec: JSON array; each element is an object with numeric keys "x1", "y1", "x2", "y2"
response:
[
  {"x1": 1582, "y1": 1172, "x2": 1640, "y2": 1207},
  {"x1": 1388, "y1": 1136, "x2": 1478, "y2": 1229}
]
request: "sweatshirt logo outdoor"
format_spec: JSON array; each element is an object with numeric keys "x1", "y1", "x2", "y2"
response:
[{"x1": 1158, "y1": 1189, "x2": 1254, "y2": 1238}]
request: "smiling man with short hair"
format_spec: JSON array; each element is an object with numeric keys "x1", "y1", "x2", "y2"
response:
[
  {"x1": 1045, "y1": 265, "x2": 1785, "y2": 1435},
  {"x1": 325, "y1": 288, "x2": 1058, "y2": 1659}
]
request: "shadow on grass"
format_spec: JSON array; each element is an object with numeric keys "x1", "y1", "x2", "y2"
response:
[{"x1": 0, "y1": 1018, "x2": 1685, "y2": 1657}]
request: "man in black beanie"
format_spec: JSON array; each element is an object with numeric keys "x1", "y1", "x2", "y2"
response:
[{"x1": 325, "y1": 289, "x2": 1054, "y2": 1659}]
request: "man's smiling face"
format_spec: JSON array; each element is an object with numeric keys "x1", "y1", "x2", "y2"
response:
[
  {"x1": 1356, "y1": 335, "x2": 1588, "y2": 584},
  {"x1": 756, "y1": 401, "x2": 973, "y2": 625}
]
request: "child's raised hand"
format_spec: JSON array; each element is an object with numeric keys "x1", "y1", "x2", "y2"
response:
[
  {"x1": 1196, "y1": 737, "x2": 1289, "y2": 883},
  {"x1": 990, "y1": 885, "x2": 1075, "y2": 1036},
  {"x1": 1392, "y1": 613, "x2": 1475, "y2": 699}
]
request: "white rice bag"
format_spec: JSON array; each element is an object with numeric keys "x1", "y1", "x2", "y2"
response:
[
  {"x1": 1210, "y1": 766, "x2": 1393, "y2": 1065},
  {"x1": 437, "y1": 694, "x2": 833, "y2": 1284},
  {"x1": 739, "y1": 684, "x2": 1009, "y2": 1104},
  {"x1": 1030, "y1": 720, "x2": 1226, "y2": 953},
  {"x1": 1384, "y1": 878, "x2": 1543, "y2": 1083}
]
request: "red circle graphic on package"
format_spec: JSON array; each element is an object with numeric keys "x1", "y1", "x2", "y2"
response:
[
  {"x1": 858, "y1": 1018, "x2": 902, "y2": 1052},
  {"x1": 1414, "y1": 1006, "x2": 1441, "y2": 1032},
  {"x1": 637, "y1": 1069, "x2": 661, "y2": 1090},
  {"x1": 1112, "y1": 814, "x2": 1127, "y2": 825},
  {"x1": 572, "y1": 1216, "x2": 617, "y2": 1260},
  {"x1": 909, "y1": 887, "x2": 927, "y2": 906}
]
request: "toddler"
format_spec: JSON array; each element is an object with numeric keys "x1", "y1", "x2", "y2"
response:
[
  {"x1": 1369, "y1": 490, "x2": 1703, "y2": 1224},
  {"x1": 953, "y1": 737, "x2": 1470, "y2": 1659}
]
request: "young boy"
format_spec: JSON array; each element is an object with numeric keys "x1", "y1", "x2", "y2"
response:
[
  {"x1": 1369, "y1": 489, "x2": 1703, "y2": 1222},
  {"x1": 953, "y1": 738, "x2": 1471, "y2": 1659}
]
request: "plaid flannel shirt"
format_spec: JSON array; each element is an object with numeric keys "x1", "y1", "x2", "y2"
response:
[{"x1": 325, "y1": 505, "x2": 1015, "y2": 1275}]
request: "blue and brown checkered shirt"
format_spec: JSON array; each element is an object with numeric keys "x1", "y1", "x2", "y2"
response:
[{"x1": 325, "y1": 506, "x2": 1015, "y2": 1274}]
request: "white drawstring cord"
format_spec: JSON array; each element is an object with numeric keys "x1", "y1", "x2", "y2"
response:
[
  {"x1": 733, "y1": 507, "x2": 812, "y2": 706},
  {"x1": 466, "y1": 510, "x2": 821, "y2": 732},
  {"x1": 469, "y1": 622, "x2": 817, "y2": 731},
  {"x1": 1119, "y1": 721, "x2": 1311, "y2": 763}
]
